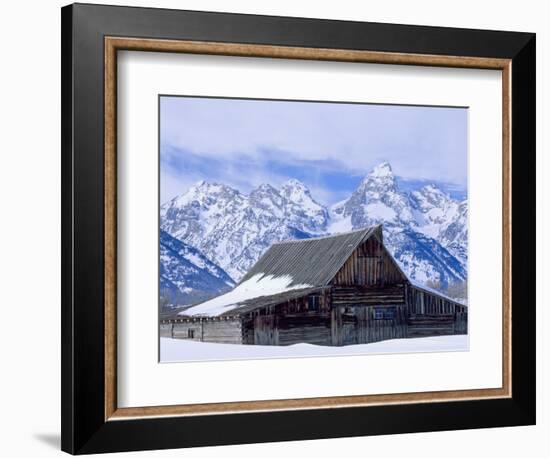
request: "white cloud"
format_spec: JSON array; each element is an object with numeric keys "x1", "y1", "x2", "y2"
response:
[{"x1": 160, "y1": 96, "x2": 468, "y2": 204}]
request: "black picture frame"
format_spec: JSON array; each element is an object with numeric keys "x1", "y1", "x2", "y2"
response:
[{"x1": 61, "y1": 3, "x2": 535, "y2": 454}]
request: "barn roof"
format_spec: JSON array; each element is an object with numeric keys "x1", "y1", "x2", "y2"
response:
[
  {"x1": 408, "y1": 278, "x2": 466, "y2": 307},
  {"x1": 163, "y1": 286, "x2": 326, "y2": 320},
  {"x1": 216, "y1": 286, "x2": 326, "y2": 316},
  {"x1": 177, "y1": 272, "x2": 319, "y2": 317},
  {"x1": 178, "y1": 226, "x2": 381, "y2": 318},
  {"x1": 239, "y1": 225, "x2": 382, "y2": 287}
]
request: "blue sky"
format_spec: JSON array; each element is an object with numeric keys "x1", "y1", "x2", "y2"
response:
[{"x1": 160, "y1": 96, "x2": 468, "y2": 205}]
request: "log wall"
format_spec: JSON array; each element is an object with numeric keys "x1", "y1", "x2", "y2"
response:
[
  {"x1": 160, "y1": 323, "x2": 173, "y2": 338},
  {"x1": 243, "y1": 313, "x2": 332, "y2": 346},
  {"x1": 405, "y1": 285, "x2": 468, "y2": 336},
  {"x1": 277, "y1": 314, "x2": 331, "y2": 346},
  {"x1": 332, "y1": 285, "x2": 405, "y2": 306},
  {"x1": 407, "y1": 285, "x2": 457, "y2": 315},
  {"x1": 161, "y1": 284, "x2": 467, "y2": 346},
  {"x1": 454, "y1": 306, "x2": 468, "y2": 334},
  {"x1": 332, "y1": 237, "x2": 404, "y2": 287},
  {"x1": 331, "y1": 304, "x2": 408, "y2": 346},
  {"x1": 168, "y1": 318, "x2": 243, "y2": 344}
]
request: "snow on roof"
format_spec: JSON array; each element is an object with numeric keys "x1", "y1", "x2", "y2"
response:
[
  {"x1": 239, "y1": 226, "x2": 381, "y2": 287},
  {"x1": 408, "y1": 278, "x2": 467, "y2": 306},
  {"x1": 179, "y1": 273, "x2": 314, "y2": 317}
]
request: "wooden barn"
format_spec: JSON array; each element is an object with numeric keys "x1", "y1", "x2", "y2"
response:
[{"x1": 160, "y1": 225, "x2": 468, "y2": 346}]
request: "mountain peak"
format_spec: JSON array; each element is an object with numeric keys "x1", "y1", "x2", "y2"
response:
[
  {"x1": 421, "y1": 183, "x2": 441, "y2": 193},
  {"x1": 254, "y1": 183, "x2": 279, "y2": 193},
  {"x1": 415, "y1": 184, "x2": 451, "y2": 203},
  {"x1": 189, "y1": 180, "x2": 215, "y2": 191},
  {"x1": 280, "y1": 178, "x2": 312, "y2": 198},
  {"x1": 167, "y1": 180, "x2": 241, "y2": 209},
  {"x1": 190, "y1": 180, "x2": 236, "y2": 193},
  {"x1": 282, "y1": 178, "x2": 308, "y2": 189},
  {"x1": 368, "y1": 161, "x2": 394, "y2": 178}
]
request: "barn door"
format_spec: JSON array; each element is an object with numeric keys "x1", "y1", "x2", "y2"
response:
[{"x1": 253, "y1": 315, "x2": 279, "y2": 345}]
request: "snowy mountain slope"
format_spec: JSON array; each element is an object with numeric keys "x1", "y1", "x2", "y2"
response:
[
  {"x1": 410, "y1": 185, "x2": 468, "y2": 264},
  {"x1": 161, "y1": 179, "x2": 328, "y2": 280},
  {"x1": 383, "y1": 227, "x2": 466, "y2": 286},
  {"x1": 434, "y1": 199, "x2": 468, "y2": 264},
  {"x1": 161, "y1": 160, "x2": 468, "y2": 296},
  {"x1": 328, "y1": 162, "x2": 467, "y2": 287},
  {"x1": 280, "y1": 179, "x2": 329, "y2": 232},
  {"x1": 159, "y1": 230, "x2": 235, "y2": 306},
  {"x1": 329, "y1": 162, "x2": 415, "y2": 229}
]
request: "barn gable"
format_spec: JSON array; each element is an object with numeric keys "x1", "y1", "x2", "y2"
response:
[
  {"x1": 239, "y1": 225, "x2": 382, "y2": 288},
  {"x1": 179, "y1": 226, "x2": 382, "y2": 318},
  {"x1": 331, "y1": 233, "x2": 407, "y2": 287}
]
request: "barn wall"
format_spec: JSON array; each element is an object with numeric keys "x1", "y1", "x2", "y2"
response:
[
  {"x1": 332, "y1": 237, "x2": 405, "y2": 287},
  {"x1": 332, "y1": 285, "x2": 405, "y2": 306},
  {"x1": 405, "y1": 285, "x2": 468, "y2": 337},
  {"x1": 161, "y1": 280, "x2": 468, "y2": 347},
  {"x1": 407, "y1": 286, "x2": 457, "y2": 315},
  {"x1": 277, "y1": 314, "x2": 331, "y2": 346},
  {"x1": 160, "y1": 323, "x2": 173, "y2": 338},
  {"x1": 237, "y1": 283, "x2": 467, "y2": 347},
  {"x1": 246, "y1": 311, "x2": 332, "y2": 346},
  {"x1": 252, "y1": 315, "x2": 278, "y2": 345},
  {"x1": 170, "y1": 319, "x2": 243, "y2": 344},
  {"x1": 454, "y1": 306, "x2": 468, "y2": 334},
  {"x1": 331, "y1": 304, "x2": 408, "y2": 346},
  {"x1": 240, "y1": 293, "x2": 333, "y2": 346}
]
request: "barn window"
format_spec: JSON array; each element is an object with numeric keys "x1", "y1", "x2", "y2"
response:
[
  {"x1": 308, "y1": 296, "x2": 319, "y2": 311},
  {"x1": 374, "y1": 307, "x2": 396, "y2": 320},
  {"x1": 187, "y1": 329, "x2": 195, "y2": 338}
]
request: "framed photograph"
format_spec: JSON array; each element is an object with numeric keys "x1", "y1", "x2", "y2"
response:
[{"x1": 61, "y1": 3, "x2": 536, "y2": 454}]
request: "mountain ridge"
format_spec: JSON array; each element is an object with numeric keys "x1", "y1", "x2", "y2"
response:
[
  {"x1": 160, "y1": 161, "x2": 468, "y2": 305},
  {"x1": 159, "y1": 230, "x2": 235, "y2": 308}
]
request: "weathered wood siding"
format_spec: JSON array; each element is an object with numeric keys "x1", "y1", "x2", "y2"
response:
[
  {"x1": 245, "y1": 313, "x2": 333, "y2": 346},
  {"x1": 406, "y1": 285, "x2": 457, "y2": 315},
  {"x1": 278, "y1": 314, "x2": 331, "y2": 346},
  {"x1": 331, "y1": 304, "x2": 408, "y2": 346},
  {"x1": 405, "y1": 285, "x2": 468, "y2": 336},
  {"x1": 331, "y1": 285, "x2": 405, "y2": 306},
  {"x1": 169, "y1": 318, "x2": 243, "y2": 344},
  {"x1": 454, "y1": 305, "x2": 468, "y2": 334},
  {"x1": 162, "y1": 283, "x2": 467, "y2": 346},
  {"x1": 407, "y1": 315, "x2": 456, "y2": 337},
  {"x1": 160, "y1": 323, "x2": 173, "y2": 338},
  {"x1": 252, "y1": 315, "x2": 278, "y2": 345},
  {"x1": 171, "y1": 321, "x2": 202, "y2": 341},
  {"x1": 242, "y1": 293, "x2": 332, "y2": 346},
  {"x1": 331, "y1": 237, "x2": 405, "y2": 287}
]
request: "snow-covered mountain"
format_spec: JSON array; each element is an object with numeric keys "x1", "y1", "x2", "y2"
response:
[
  {"x1": 410, "y1": 184, "x2": 468, "y2": 265},
  {"x1": 160, "y1": 230, "x2": 235, "y2": 306},
  {"x1": 330, "y1": 162, "x2": 416, "y2": 230},
  {"x1": 160, "y1": 161, "x2": 468, "y2": 302},
  {"x1": 161, "y1": 179, "x2": 328, "y2": 280},
  {"x1": 329, "y1": 162, "x2": 467, "y2": 286}
]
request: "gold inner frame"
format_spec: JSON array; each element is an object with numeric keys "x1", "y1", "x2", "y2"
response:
[{"x1": 104, "y1": 37, "x2": 512, "y2": 421}]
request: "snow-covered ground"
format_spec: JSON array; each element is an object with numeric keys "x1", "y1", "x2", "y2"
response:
[{"x1": 160, "y1": 335, "x2": 469, "y2": 363}]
